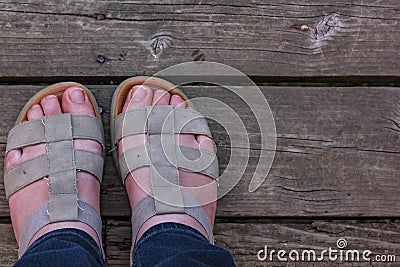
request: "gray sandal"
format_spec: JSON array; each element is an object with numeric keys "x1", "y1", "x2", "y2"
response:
[
  {"x1": 110, "y1": 77, "x2": 219, "y2": 251},
  {"x1": 4, "y1": 83, "x2": 105, "y2": 257}
]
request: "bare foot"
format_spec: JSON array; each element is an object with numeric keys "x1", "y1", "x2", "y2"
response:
[
  {"x1": 6, "y1": 87, "x2": 102, "y2": 248},
  {"x1": 118, "y1": 85, "x2": 217, "y2": 242}
]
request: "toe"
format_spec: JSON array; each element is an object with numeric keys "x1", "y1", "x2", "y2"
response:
[
  {"x1": 62, "y1": 87, "x2": 94, "y2": 116},
  {"x1": 6, "y1": 149, "x2": 22, "y2": 169},
  {"x1": 22, "y1": 105, "x2": 46, "y2": 164},
  {"x1": 174, "y1": 94, "x2": 198, "y2": 148},
  {"x1": 40, "y1": 95, "x2": 62, "y2": 115},
  {"x1": 6, "y1": 119, "x2": 28, "y2": 168},
  {"x1": 62, "y1": 86, "x2": 101, "y2": 155},
  {"x1": 153, "y1": 89, "x2": 171, "y2": 106},
  {"x1": 196, "y1": 135, "x2": 214, "y2": 152},
  {"x1": 177, "y1": 134, "x2": 198, "y2": 149},
  {"x1": 124, "y1": 85, "x2": 153, "y2": 111},
  {"x1": 119, "y1": 85, "x2": 153, "y2": 156},
  {"x1": 170, "y1": 94, "x2": 186, "y2": 108},
  {"x1": 27, "y1": 104, "x2": 44, "y2": 121}
]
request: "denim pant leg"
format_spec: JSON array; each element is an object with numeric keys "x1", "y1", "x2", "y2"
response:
[
  {"x1": 132, "y1": 222, "x2": 236, "y2": 267},
  {"x1": 14, "y1": 228, "x2": 105, "y2": 267}
]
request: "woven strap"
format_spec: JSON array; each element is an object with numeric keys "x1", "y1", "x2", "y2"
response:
[
  {"x1": 116, "y1": 105, "x2": 218, "y2": 246},
  {"x1": 4, "y1": 113, "x2": 104, "y2": 257},
  {"x1": 131, "y1": 195, "x2": 214, "y2": 244},
  {"x1": 5, "y1": 150, "x2": 103, "y2": 199},
  {"x1": 6, "y1": 115, "x2": 103, "y2": 153},
  {"x1": 113, "y1": 107, "x2": 212, "y2": 145},
  {"x1": 18, "y1": 200, "x2": 103, "y2": 258},
  {"x1": 118, "y1": 146, "x2": 218, "y2": 183}
]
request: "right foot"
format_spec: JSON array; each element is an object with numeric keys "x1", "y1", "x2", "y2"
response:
[
  {"x1": 117, "y1": 85, "x2": 218, "y2": 242},
  {"x1": 6, "y1": 87, "x2": 103, "y2": 248}
]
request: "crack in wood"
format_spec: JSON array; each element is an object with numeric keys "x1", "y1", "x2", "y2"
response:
[{"x1": 274, "y1": 185, "x2": 341, "y2": 194}]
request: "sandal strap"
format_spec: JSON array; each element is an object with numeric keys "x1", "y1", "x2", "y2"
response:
[
  {"x1": 118, "y1": 145, "x2": 218, "y2": 183},
  {"x1": 113, "y1": 106, "x2": 212, "y2": 145},
  {"x1": 5, "y1": 112, "x2": 105, "y2": 257},
  {"x1": 131, "y1": 195, "x2": 214, "y2": 246},
  {"x1": 5, "y1": 150, "x2": 103, "y2": 199},
  {"x1": 6, "y1": 114, "x2": 104, "y2": 153},
  {"x1": 18, "y1": 200, "x2": 103, "y2": 258},
  {"x1": 5, "y1": 113, "x2": 104, "y2": 210}
]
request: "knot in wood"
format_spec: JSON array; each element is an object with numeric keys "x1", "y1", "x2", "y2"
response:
[
  {"x1": 314, "y1": 13, "x2": 339, "y2": 40},
  {"x1": 150, "y1": 34, "x2": 174, "y2": 59}
]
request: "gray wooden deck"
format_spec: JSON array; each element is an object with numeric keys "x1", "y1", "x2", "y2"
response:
[{"x1": 0, "y1": 1, "x2": 400, "y2": 266}]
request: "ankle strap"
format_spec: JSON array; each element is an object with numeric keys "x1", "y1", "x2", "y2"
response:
[
  {"x1": 18, "y1": 200, "x2": 103, "y2": 259},
  {"x1": 131, "y1": 194, "x2": 214, "y2": 247}
]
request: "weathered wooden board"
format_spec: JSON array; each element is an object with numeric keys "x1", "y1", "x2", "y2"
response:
[
  {"x1": 106, "y1": 220, "x2": 400, "y2": 266},
  {"x1": 0, "y1": 1, "x2": 399, "y2": 78},
  {"x1": 2, "y1": 221, "x2": 399, "y2": 266},
  {"x1": 0, "y1": 85, "x2": 399, "y2": 218},
  {"x1": 0, "y1": 220, "x2": 400, "y2": 267},
  {"x1": 0, "y1": 223, "x2": 18, "y2": 267}
]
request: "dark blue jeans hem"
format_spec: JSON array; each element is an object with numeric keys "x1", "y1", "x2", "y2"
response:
[
  {"x1": 14, "y1": 228, "x2": 105, "y2": 267},
  {"x1": 135, "y1": 222, "x2": 209, "y2": 248},
  {"x1": 132, "y1": 222, "x2": 235, "y2": 267},
  {"x1": 14, "y1": 223, "x2": 235, "y2": 267}
]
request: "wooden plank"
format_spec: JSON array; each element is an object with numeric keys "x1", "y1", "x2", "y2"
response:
[
  {"x1": 0, "y1": 1, "x2": 399, "y2": 77},
  {"x1": 0, "y1": 223, "x2": 18, "y2": 267},
  {"x1": 0, "y1": 86, "x2": 399, "y2": 217},
  {"x1": 3, "y1": 220, "x2": 399, "y2": 266},
  {"x1": 105, "y1": 220, "x2": 400, "y2": 266}
]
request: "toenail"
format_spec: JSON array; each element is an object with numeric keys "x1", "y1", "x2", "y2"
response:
[
  {"x1": 69, "y1": 88, "x2": 85, "y2": 103},
  {"x1": 31, "y1": 104, "x2": 41, "y2": 110},
  {"x1": 132, "y1": 86, "x2": 148, "y2": 101},
  {"x1": 44, "y1": 95, "x2": 57, "y2": 100}
]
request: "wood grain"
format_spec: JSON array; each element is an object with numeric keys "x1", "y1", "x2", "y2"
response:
[
  {"x1": 0, "y1": 85, "x2": 399, "y2": 218},
  {"x1": 0, "y1": 223, "x2": 18, "y2": 267},
  {"x1": 3, "y1": 221, "x2": 399, "y2": 266},
  {"x1": 0, "y1": 1, "x2": 398, "y2": 78},
  {"x1": 105, "y1": 220, "x2": 400, "y2": 266}
]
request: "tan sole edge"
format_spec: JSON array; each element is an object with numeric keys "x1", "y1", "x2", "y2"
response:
[{"x1": 15, "y1": 82, "x2": 101, "y2": 125}]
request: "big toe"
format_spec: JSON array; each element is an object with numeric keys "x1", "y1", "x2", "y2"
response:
[
  {"x1": 62, "y1": 87, "x2": 95, "y2": 116},
  {"x1": 62, "y1": 86, "x2": 101, "y2": 155},
  {"x1": 123, "y1": 85, "x2": 153, "y2": 112}
]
